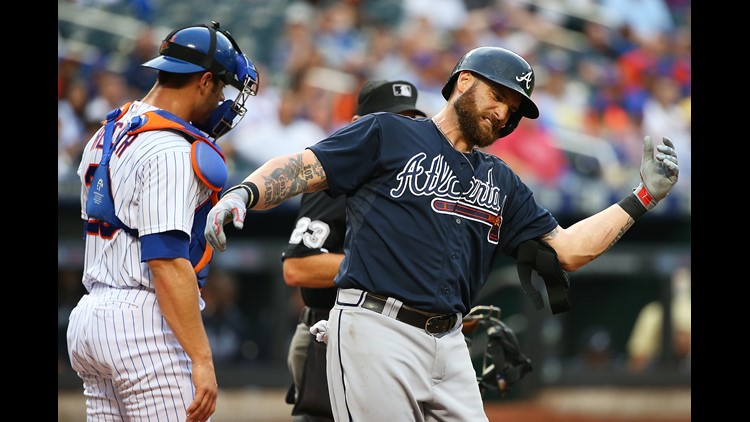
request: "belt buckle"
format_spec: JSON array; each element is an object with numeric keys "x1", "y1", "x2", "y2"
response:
[{"x1": 425, "y1": 314, "x2": 451, "y2": 334}]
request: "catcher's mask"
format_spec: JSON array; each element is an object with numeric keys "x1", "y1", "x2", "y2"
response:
[
  {"x1": 441, "y1": 46, "x2": 539, "y2": 138},
  {"x1": 142, "y1": 21, "x2": 260, "y2": 139},
  {"x1": 463, "y1": 305, "x2": 533, "y2": 398}
]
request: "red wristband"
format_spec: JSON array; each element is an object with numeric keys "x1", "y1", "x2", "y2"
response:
[{"x1": 633, "y1": 183, "x2": 657, "y2": 211}]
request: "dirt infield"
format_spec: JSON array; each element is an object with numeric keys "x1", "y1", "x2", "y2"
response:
[
  {"x1": 484, "y1": 388, "x2": 691, "y2": 422},
  {"x1": 59, "y1": 387, "x2": 690, "y2": 422},
  {"x1": 484, "y1": 402, "x2": 690, "y2": 422}
]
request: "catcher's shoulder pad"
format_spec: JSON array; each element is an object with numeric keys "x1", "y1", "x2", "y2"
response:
[
  {"x1": 190, "y1": 140, "x2": 227, "y2": 192},
  {"x1": 516, "y1": 239, "x2": 571, "y2": 314},
  {"x1": 130, "y1": 110, "x2": 228, "y2": 192}
]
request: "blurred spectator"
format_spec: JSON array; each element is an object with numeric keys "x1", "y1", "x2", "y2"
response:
[
  {"x1": 583, "y1": 64, "x2": 643, "y2": 168},
  {"x1": 223, "y1": 83, "x2": 327, "y2": 171},
  {"x1": 600, "y1": 0, "x2": 675, "y2": 44},
  {"x1": 314, "y1": 1, "x2": 367, "y2": 73},
  {"x1": 626, "y1": 266, "x2": 691, "y2": 372},
  {"x1": 484, "y1": 118, "x2": 570, "y2": 188},
  {"x1": 364, "y1": 24, "x2": 419, "y2": 84},
  {"x1": 402, "y1": 0, "x2": 468, "y2": 32},
  {"x1": 121, "y1": 25, "x2": 159, "y2": 99},
  {"x1": 532, "y1": 49, "x2": 589, "y2": 133},
  {"x1": 71, "y1": 0, "x2": 154, "y2": 22},
  {"x1": 58, "y1": 78, "x2": 90, "y2": 180},
  {"x1": 641, "y1": 74, "x2": 691, "y2": 191},
  {"x1": 270, "y1": 2, "x2": 323, "y2": 82},
  {"x1": 201, "y1": 269, "x2": 255, "y2": 365},
  {"x1": 83, "y1": 69, "x2": 130, "y2": 132}
]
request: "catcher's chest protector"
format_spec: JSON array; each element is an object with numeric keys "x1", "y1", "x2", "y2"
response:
[{"x1": 85, "y1": 103, "x2": 227, "y2": 280}]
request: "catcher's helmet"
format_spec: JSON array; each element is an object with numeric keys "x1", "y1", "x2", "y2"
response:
[
  {"x1": 142, "y1": 22, "x2": 260, "y2": 139},
  {"x1": 143, "y1": 22, "x2": 258, "y2": 95},
  {"x1": 441, "y1": 46, "x2": 539, "y2": 138}
]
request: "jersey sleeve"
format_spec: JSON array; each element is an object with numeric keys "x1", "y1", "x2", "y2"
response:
[
  {"x1": 496, "y1": 163, "x2": 559, "y2": 256},
  {"x1": 308, "y1": 113, "x2": 384, "y2": 197},
  {"x1": 282, "y1": 191, "x2": 347, "y2": 260},
  {"x1": 130, "y1": 132, "x2": 207, "y2": 237}
]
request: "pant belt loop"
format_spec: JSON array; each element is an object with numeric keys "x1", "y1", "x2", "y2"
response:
[
  {"x1": 382, "y1": 296, "x2": 400, "y2": 318},
  {"x1": 299, "y1": 306, "x2": 311, "y2": 325}
]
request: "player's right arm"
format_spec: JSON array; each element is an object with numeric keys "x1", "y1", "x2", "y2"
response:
[{"x1": 206, "y1": 149, "x2": 328, "y2": 252}]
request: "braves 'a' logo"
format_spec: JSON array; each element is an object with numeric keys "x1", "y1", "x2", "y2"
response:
[{"x1": 516, "y1": 71, "x2": 533, "y2": 90}]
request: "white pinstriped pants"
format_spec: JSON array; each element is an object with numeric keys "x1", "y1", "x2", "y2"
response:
[{"x1": 66, "y1": 282, "x2": 201, "y2": 421}]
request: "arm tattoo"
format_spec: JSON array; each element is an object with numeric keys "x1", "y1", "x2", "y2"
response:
[
  {"x1": 587, "y1": 217, "x2": 636, "y2": 261},
  {"x1": 539, "y1": 218, "x2": 636, "y2": 262},
  {"x1": 304, "y1": 157, "x2": 327, "y2": 182},
  {"x1": 540, "y1": 227, "x2": 558, "y2": 243},
  {"x1": 261, "y1": 153, "x2": 327, "y2": 206},
  {"x1": 605, "y1": 218, "x2": 635, "y2": 251}
]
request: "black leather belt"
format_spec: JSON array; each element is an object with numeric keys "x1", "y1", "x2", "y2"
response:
[
  {"x1": 361, "y1": 293, "x2": 458, "y2": 335},
  {"x1": 300, "y1": 306, "x2": 330, "y2": 326}
]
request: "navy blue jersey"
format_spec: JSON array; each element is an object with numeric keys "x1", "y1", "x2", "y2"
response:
[
  {"x1": 308, "y1": 113, "x2": 558, "y2": 314},
  {"x1": 281, "y1": 191, "x2": 344, "y2": 309}
]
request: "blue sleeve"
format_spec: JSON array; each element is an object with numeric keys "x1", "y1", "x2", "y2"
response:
[
  {"x1": 308, "y1": 113, "x2": 383, "y2": 197},
  {"x1": 141, "y1": 230, "x2": 190, "y2": 261},
  {"x1": 498, "y1": 170, "x2": 558, "y2": 256}
]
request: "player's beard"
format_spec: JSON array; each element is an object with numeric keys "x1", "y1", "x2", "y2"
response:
[{"x1": 453, "y1": 82, "x2": 503, "y2": 149}]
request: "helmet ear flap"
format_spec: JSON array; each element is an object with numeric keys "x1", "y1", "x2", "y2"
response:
[{"x1": 497, "y1": 112, "x2": 522, "y2": 138}]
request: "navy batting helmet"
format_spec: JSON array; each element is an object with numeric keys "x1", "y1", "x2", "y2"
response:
[{"x1": 442, "y1": 46, "x2": 539, "y2": 138}]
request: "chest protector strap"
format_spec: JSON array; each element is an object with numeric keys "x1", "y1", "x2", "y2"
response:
[
  {"x1": 128, "y1": 109, "x2": 228, "y2": 192},
  {"x1": 516, "y1": 239, "x2": 571, "y2": 314},
  {"x1": 85, "y1": 103, "x2": 139, "y2": 237}
]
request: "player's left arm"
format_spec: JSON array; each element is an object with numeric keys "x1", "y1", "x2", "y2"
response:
[
  {"x1": 284, "y1": 253, "x2": 343, "y2": 288},
  {"x1": 543, "y1": 135, "x2": 679, "y2": 272},
  {"x1": 149, "y1": 256, "x2": 218, "y2": 421}
]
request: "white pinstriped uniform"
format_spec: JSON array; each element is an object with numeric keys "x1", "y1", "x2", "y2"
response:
[{"x1": 67, "y1": 100, "x2": 213, "y2": 421}]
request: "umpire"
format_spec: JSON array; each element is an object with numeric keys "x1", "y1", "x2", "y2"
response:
[{"x1": 282, "y1": 80, "x2": 426, "y2": 421}]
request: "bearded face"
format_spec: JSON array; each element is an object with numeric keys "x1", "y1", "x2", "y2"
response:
[{"x1": 452, "y1": 81, "x2": 505, "y2": 149}]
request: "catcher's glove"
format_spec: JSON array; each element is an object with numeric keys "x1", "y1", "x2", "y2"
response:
[{"x1": 463, "y1": 305, "x2": 533, "y2": 398}]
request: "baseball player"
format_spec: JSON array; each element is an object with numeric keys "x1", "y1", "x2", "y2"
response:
[
  {"x1": 282, "y1": 80, "x2": 426, "y2": 421},
  {"x1": 205, "y1": 46, "x2": 679, "y2": 421},
  {"x1": 66, "y1": 22, "x2": 259, "y2": 422}
]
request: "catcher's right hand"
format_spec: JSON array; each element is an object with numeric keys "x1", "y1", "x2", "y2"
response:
[
  {"x1": 204, "y1": 192, "x2": 247, "y2": 252},
  {"x1": 639, "y1": 135, "x2": 679, "y2": 202}
]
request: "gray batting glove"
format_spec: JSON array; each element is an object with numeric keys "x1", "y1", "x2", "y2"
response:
[
  {"x1": 204, "y1": 191, "x2": 248, "y2": 252},
  {"x1": 637, "y1": 135, "x2": 679, "y2": 207}
]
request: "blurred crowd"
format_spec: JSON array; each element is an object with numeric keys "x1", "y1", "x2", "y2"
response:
[
  {"x1": 59, "y1": 0, "x2": 691, "y2": 214},
  {"x1": 58, "y1": 0, "x2": 691, "y2": 378}
]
